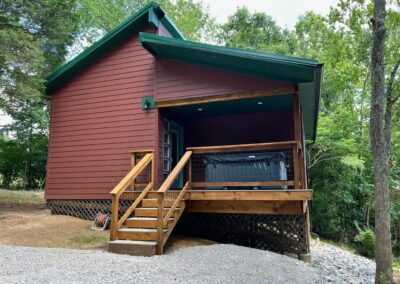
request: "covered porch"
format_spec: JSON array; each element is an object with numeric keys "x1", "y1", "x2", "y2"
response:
[
  {"x1": 109, "y1": 33, "x2": 321, "y2": 257},
  {"x1": 154, "y1": 86, "x2": 309, "y2": 201}
]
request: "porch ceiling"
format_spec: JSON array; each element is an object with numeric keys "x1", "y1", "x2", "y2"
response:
[{"x1": 164, "y1": 94, "x2": 293, "y2": 119}]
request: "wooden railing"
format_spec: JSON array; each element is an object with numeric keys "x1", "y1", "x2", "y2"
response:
[
  {"x1": 187, "y1": 140, "x2": 302, "y2": 189},
  {"x1": 155, "y1": 150, "x2": 192, "y2": 254},
  {"x1": 110, "y1": 152, "x2": 154, "y2": 241}
]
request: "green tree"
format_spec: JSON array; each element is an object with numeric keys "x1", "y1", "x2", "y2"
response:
[
  {"x1": 0, "y1": 0, "x2": 79, "y2": 189},
  {"x1": 73, "y1": 0, "x2": 215, "y2": 53},
  {"x1": 218, "y1": 7, "x2": 295, "y2": 55}
]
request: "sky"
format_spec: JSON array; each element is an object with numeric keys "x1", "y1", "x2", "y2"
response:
[
  {"x1": 202, "y1": 0, "x2": 340, "y2": 29},
  {"x1": 0, "y1": 0, "x2": 340, "y2": 126}
]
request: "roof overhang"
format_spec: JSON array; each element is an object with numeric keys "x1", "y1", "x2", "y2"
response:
[
  {"x1": 45, "y1": 2, "x2": 184, "y2": 94},
  {"x1": 140, "y1": 33, "x2": 323, "y2": 141}
]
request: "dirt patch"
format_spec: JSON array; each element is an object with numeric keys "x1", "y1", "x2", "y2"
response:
[
  {"x1": 0, "y1": 201, "x2": 109, "y2": 249},
  {"x1": 164, "y1": 234, "x2": 216, "y2": 254},
  {"x1": 0, "y1": 190, "x2": 215, "y2": 252}
]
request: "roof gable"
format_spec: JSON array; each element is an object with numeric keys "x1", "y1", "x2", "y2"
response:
[{"x1": 46, "y1": 2, "x2": 184, "y2": 93}]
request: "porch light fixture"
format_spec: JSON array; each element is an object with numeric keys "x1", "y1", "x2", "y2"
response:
[
  {"x1": 141, "y1": 96, "x2": 156, "y2": 110},
  {"x1": 197, "y1": 108, "x2": 203, "y2": 111}
]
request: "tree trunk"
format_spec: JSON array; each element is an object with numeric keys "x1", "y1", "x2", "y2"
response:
[{"x1": 370, "y1": 1, "x2": 393, "y2": 283}]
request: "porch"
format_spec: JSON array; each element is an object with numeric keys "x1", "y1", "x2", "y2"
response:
[{"x1": 109, "y1": 139, "x2": 311, "y2": 256}]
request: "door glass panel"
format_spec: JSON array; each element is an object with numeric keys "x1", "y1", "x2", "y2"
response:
[
  {"x1": 163, "y1": 132, "x2": 170, "y2": 145},
  {"x1": 163, "y1": 145, "x2": 170, "y2": 158},
  {"x1": 171, "y1": 132, "x2": 178, "y2": 170},
  {"x1": 163, "y1": 158, "x2": 170, "y2": 172}
]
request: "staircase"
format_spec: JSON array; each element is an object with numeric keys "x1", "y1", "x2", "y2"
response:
[{"x1": 108, "y1": 151, "x2": 192, "y2": 256}]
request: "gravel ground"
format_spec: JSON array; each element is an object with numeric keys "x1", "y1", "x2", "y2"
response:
[
  {"x1": 312, "y1": 240, "x2": 375, "y2": 283},
  {"x1": 0, "y1": 242, "x2": 375, "y2": 284}
]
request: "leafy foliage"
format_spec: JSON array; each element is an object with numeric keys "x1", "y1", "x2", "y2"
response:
[
  {"x1": 220, "y1": 2, "x2": 400, "y2": 256},
  {"x1": 72, "y1": 0, "x2": 215, "y2": 54},
  {"x1": 354, "y1": 227, "x2": 376, "y2": 258},
  {"x1": 218, "y1": 7, "x2": 295, "y2": 55},
  {"x1": 0, "y1": 0, "x2": 78, "y2": 189}
]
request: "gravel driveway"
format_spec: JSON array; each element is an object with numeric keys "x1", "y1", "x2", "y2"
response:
[{"x1": 0, "y1": 242, "x2": 375, "y2": 284}]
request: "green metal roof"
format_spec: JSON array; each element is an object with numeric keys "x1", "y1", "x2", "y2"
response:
[
  {"x1": 140, "y1": 33, "x2": 323, "y2": 141},
  {"x1": 45, "y1": 2, "x2": 184, "y2": 93}
]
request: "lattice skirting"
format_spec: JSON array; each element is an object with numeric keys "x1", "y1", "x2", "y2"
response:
[
  {"x1": 47, "y1": 200, "x2": 308, "y2": 254},
  {"x1": 176, "y1": 213, "x2": 308, "y2": 254},
  {"x1": 46, "y1": 199, "x2": 132, "y2": 220}
]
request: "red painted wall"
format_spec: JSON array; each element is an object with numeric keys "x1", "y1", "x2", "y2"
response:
[
  {"x1": 183, "y1": 111, "x2": 294, "y2": 147},
  {"x1": 155, "y1": 59, "x2": 292, "y2": 101},
  {"x1": 46, "y1": 26, "x2": 158, "y2": 199}
]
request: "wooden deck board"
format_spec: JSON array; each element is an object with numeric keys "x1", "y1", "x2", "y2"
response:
[{"x1": 184, "y1": 190, "x2": 312, "y2": 201}]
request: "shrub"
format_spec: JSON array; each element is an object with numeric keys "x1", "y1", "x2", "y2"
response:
[{"x1": 354, "y1": 228, "x2": 376, "y2": 258}]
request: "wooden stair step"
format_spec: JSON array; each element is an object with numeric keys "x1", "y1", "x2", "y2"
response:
[
  {"x1": 134, "y1": 207, "x2": 181, "y2": 217},
  {"x1": 146, "y1": 191, "x2": 181, "y2": 199},
  {"x1": 141, "y1": 199, "x2": 176, "y2": 207},
  {"x1": 125, "y1": 217, "x2": 174, "y2": 228},
  {"x1": 108, "y1": 240, "x2": 156, "y2": 256},
  {"x1": 117, "y1": 228, "x2": 168, "y2": 241}
]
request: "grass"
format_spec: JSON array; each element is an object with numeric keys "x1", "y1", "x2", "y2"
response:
[
  {"x1": 70, "y1": 233, "x2": 108, "y2": 247},
  {"x1": 394, "y1": 259, "x2": 400, "y2": 270},
  {"x1": 0, "y1": 189, "x2": 44, "y2": 203}
]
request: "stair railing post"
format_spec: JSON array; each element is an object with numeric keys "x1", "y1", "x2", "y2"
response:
[
  {"x1": 110, "y1": 194, "x2": 119, "y2": 241},
  {"x1": 156, "y1": 191, "x2": 164, "y2": 255},
  {"x1": 151, "y1": 153, "x2": 155, "y2": 190}
]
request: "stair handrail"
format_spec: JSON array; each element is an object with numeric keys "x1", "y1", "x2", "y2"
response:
[
  {"x1": 110, "y1": 152, "x2": 154, "y2": 241},
  {"x1": 156, "y1": 150, "x2": 192, "y2": 254},
  {"x1": 158, "y1": 150, "x2": 192, "y2": 193},
  {"x1": 159, "y1": 151, "x2": 192, "y2": 224}
]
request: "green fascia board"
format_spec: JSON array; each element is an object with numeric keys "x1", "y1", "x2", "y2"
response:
[
  {"x1": 45, "y1": 2, "x2": 184, "y2": 93},
  {"x1": 141, "y1": 32, "x2": 318, "y2": 66}
]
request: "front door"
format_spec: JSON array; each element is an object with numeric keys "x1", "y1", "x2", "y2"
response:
[{"x1": 162, "y1": 119, "x2": 184, "y2": 188}]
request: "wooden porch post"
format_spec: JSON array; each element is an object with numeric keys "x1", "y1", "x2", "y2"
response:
[
  {"x1": 292, "y1": 92, "x2": 304, "y2": 189},
  {"x1": 293, "y1": 92, "x2": 312, "y2": 259}
]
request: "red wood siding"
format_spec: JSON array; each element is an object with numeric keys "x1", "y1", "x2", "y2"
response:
[
  {"x1": 183, "y1": 111, "x2": 294, "y2": 147},
  {"x1": 155, "y1": 59, "x2": 293, "y2": 101},
  {"x1": 46, "y1": 26, "x2": 158, "y2": 199}
]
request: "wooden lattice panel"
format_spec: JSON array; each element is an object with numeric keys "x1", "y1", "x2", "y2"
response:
[
  {"x1": 176, "y1": 212, "x2": 308, "y2": 254},
  {"x1": 47, "y1": 199, "x2": 132, "y2": 220}
]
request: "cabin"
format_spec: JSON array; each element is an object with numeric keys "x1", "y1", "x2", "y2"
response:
[{"x1": 45, "y1": 3, "x2": 322, "y2": 259}]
